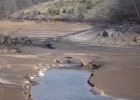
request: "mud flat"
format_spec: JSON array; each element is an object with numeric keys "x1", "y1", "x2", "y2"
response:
[{"x1": 0, "y1": 21, "x2": 140, "y2": 100}]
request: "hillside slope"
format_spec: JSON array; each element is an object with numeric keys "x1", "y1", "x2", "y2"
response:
[
  {"x1": 10, "y1": 0, "x2": 140, "y2": 23},
  {"x1": 0, "y1": 0, "x2": 50, "y2": 18},
  {"x1": 0, "y1": 0, "x2": 33, "y2": 18}
]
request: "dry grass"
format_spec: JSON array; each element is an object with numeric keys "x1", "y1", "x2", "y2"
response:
[{"x1": 0, "y1": 20, "x2": 92, "y2": 31}]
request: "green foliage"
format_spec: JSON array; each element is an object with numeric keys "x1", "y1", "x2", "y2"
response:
[
  {"x1": 86, "y1": 0, "x2": 104, "y2": 9},
  {"x1": 48, "y1": 8, "x2": 53, "y2": 14},
  {"x1": 62, "y1": 8, "x2": 67, "y2": 13},
  {"x1": 54, "y1": 9, "x2": 60, "y2": 15},
  {"x1": 42, "y1": 12, "x2": 46, "y2": 15},
  {"x1": 48, "y1": 8, "x2": 60, "y2": 15},
  {"x1": 37, "y1": 11, "x2": 46, "y2": 15},
  {"x1": 86, "y1": 0, "x2": 93, "y2": 9},
  {"x1": 96, "y1": 0, "x2": 104, "y2": 4},
  {"x1": 68, "y1": 8, "x2": 74, "y2": 14},
  {"x1": 93, "y1": 0, "x2": 104, "y2": 6}
]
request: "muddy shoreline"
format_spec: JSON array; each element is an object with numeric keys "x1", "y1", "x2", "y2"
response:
[
  {"x1": 0, "y1": 21, "x2": 140, "y2": 100},
  {"x1": 1, "y1": 39, "x2": 140, "y2": 100}
]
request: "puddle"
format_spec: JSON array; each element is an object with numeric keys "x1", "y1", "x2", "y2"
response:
[{"x1": 31, "y1": 68, "x2": 110, "y2": 100}]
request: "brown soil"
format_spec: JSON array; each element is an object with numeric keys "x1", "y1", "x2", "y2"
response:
[{"x1": 0, "y1": 20, "x2": 140, "y2": 100}]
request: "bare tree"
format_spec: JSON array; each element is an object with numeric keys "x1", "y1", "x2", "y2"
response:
[{"x1": 131, "y1": 0, "x2": 140, "y2": 17}]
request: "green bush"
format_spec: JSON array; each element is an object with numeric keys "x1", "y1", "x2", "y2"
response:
[
  {"x1": 48, "y1": 8, "x2": 60, "y2": 15},
  {"x1": 38, "y1": 11, "x2": 41, "y2": 15},
  {"x1": 54, "y1": 9, "x2": 60, "y2": 15},
  {"x1": 86, "y1": 0, "x2": 93, "y2": 9},
  {"x1": 62, "y1": 8, "x2": 67, "y2": 13},
  {"x1": 68, "y1": 8, "x2": 74, "y2": 14},
  {"x1": 37, "y1": 11, "x2": 46, "y2": 15},
  {"x1": 48, "y1": 8, "x2": 53, "y2": 14}
]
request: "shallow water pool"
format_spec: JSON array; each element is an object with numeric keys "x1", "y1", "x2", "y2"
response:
[{"x1": 31, "y1": 68, "x2": 110, "y2": 100}]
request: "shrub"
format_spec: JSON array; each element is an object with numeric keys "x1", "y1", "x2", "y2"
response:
[
  {"x1": 53, "y1": 9, "x2": 60, "y2": 15},
  {"x1": 62, "y1": 8, "x2": 67, "y2": 13},
  {"x1": 48, "y1": 8, "x2": 53, "y2": 15},
  {"x1": 86, "y1": 0, "x2": 93, "y2": 9},
  {"x1": 68, "y1": 8, "x2": 74, "y2": 14},
  {"x1": 38, "y1": 11, "x2": 41, "y2": 15}
]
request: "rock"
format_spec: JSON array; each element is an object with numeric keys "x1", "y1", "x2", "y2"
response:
[
  {"x1": 58, "y1": 57, "x2": 83, "y2": 68},
  {"x1": 42, "y1": 42, "x2": 55, "y2": 49},
  {"x1": 90, "y1": 63, "x2": 102, "y2": 70},
  {"x1": 133, "y1": 37, "x2": 138, "y2": 43},
  {"x1": 24, "y1": 39, "x2": 32, "y2": 46},
  {"x1": 133, "y1": 37, "x2": 140, "y2": 43},
  {"x1": 0, "y1": 36, "x2": 10, "y2": 45},
  {"x1": 10, "y1": 48, "x2": 21, "y2": 53},
  {"x1": 0, "y1": 49, "x2": 8, "y2": 53},
  {"x1": 129, "y1": 26, "x2": 140, "y2": 33},
  {"x1": 87, "y1": 81, "x2": 94, "y2": 87},
  {"x1": 100, "y1": 30, "x2": 109, "y2": 37}
]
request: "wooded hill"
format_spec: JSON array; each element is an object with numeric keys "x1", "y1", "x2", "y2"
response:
[
  {"x1": 0, "y1": 0, "x2": 50, "y2": 18},
  {"x1": 1, "y1": 0, "x2": 140, "y2": 23}
]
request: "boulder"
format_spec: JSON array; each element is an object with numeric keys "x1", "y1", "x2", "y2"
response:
[{"x1": 100, "y1": 30, "x2": 109, "y2": 37}]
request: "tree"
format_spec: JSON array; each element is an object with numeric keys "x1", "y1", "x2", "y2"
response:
[{"x1": 131, "y1": 0, "x2": 140, "y2": 17}]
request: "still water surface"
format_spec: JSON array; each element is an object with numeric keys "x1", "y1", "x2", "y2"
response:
[{"x1": 31, "y1": 68, "x2": 110, "y2": 100}]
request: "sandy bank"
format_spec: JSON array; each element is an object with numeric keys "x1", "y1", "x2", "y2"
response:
[{"x1": 89, "y1": 53, "x2": 140, "y2": 100}]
